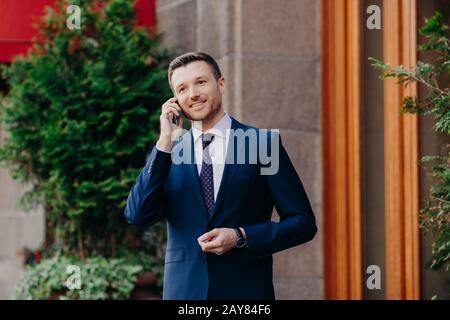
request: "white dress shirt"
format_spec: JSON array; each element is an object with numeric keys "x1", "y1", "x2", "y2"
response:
[{"x1": 156, "y1": 112, "x2": 232, "y2": 201}]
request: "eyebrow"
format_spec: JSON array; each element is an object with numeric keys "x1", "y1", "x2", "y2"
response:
[{"x1": 175, "y1": 76, "x2": 207, "y2": 91}]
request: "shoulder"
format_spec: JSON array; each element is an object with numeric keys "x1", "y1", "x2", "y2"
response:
[{"x1": 230, "y1": 117, "x2": 281, "y2": 143}]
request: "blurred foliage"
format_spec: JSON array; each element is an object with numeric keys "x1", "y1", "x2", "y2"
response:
[
  {"x1": 0, "y1": 0, "x2": 173, "y2": 259},
  {"x1": 15, "y1": 253, "x2": 163, "y2": 300},
  {"x1": 370, "y1": 12, "x2": 450, "y2": 272}
]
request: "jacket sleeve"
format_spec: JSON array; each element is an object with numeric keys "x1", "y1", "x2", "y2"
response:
[
  {"x1": 124, "y1": 146, "x2": 172, "y2": 227},
  {"x1": 243, "y1": 133, "x2": 317, "y2": 257}
]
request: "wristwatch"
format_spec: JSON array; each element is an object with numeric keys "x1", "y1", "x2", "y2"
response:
[{"x1": 234, "y1": 228, "x2": 247, "y2": 249}]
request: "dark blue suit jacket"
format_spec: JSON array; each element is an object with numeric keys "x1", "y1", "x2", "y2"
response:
[{"x1": 124, "y1": 117, "x2": 317, "y2": 300}]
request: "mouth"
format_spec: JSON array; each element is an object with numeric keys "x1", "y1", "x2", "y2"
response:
[{"x1": 190, "y1": 101, "x2": 205, "y2": 110}]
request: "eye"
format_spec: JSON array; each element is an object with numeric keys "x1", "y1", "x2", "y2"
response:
[
  {"x1": 197, "y1": 80, "x2": 206, "y2": 85},
  {"x1": 178, "y1": 87, "x2": 186, "y2": 93}
]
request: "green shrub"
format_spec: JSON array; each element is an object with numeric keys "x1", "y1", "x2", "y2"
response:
[{"x1": 0, "y1": 0, "x2": 173, "y2": 258}]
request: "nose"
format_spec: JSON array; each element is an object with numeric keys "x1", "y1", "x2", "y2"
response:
[{"x1": 188, "y1": 86, "x2": 200, "y2": 101}]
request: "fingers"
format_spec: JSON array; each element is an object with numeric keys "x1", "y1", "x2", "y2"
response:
[
  {"x1": 198, "y1": 228, "x2": 234, "y2": 255},
  {"x1": 201, "y1": 238, "x2": 223, "y2": 252},
  {"x1": 163, "y1": 98, "x2": 181, "y2": 111},
  {"x1": 198, "y1": 229, "x2": 221, "y2": 252},
  {"x1": 161, "y1": 98, "x2": 182, "y2": 118},
  {"x1": 161, "y1": 105, "x2": 181, "y2": 117},
  {"x1": 198, "y1": 228, "x2": 219, "y2": 242},
  {"x1": 158, "y1": 98, "x2": 184, "y2": 144},
  {"x1": 163, "y1": 106, "x2": 181, "y2": 119}
]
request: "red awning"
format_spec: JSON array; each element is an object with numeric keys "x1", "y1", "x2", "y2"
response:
[
  {"x1": 0, "y1": 0, "x2": 156, "y2": 62},
  {"x1": 134, "y1": 0, "x2": 156, "y2": 30}
]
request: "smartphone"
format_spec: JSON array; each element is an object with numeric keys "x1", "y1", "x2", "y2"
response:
[{"x1": 171, "y1": 100, "x2": 183, "y2": 125}]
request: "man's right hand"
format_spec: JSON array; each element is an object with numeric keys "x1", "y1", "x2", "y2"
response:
[{"x1": 156, "y1": 97, "x2": 183, "y2": 152}]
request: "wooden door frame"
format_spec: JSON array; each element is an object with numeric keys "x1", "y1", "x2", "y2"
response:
[
  {"x1": 322, "y1": 0, "x2": 363, "y2": 300},
  {"x1": 383, "y1": 0, "x2": 420, "y2": 300},
  {"x1": 322, "y1": 0, "x2": 421, "y2": 299}
]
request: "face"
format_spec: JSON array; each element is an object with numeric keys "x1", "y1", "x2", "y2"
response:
[{"x1": 170, "y1": 61, "x2": 225, "y2": 123}]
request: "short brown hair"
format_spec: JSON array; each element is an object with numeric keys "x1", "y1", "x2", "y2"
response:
[{"x1": 168, "y1": 52, "x2": 222, "y2": 89}]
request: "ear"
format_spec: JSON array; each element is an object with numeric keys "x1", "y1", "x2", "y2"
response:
[{"x1": 218, "y1": 77, "x2": 225, "y2": 95}]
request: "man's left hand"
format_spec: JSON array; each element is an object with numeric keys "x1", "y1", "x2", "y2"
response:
[{"x1": 197, "y1": 228, "x2": 237, "y2": 255}]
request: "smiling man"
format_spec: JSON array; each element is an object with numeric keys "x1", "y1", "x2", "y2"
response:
[{"x1": 124, "y1": 52, "x2": 317, "y2": 300}]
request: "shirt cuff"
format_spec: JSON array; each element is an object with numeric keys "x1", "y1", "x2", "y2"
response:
[{"x1": 155, "y1": 143, "x2": 172, "y2": 154}]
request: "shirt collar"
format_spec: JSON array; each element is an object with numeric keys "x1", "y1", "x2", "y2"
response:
[{"x1": 192, "y1": 112, "x2": 231, "y2": 143}]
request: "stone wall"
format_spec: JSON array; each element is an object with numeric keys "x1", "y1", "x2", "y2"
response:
[
  {"x1": 157, "y1": 0, "x2": 323, "y2": 299},
  {"x1": 0, "y1": 127, "x2": 45, "y2": 299}
]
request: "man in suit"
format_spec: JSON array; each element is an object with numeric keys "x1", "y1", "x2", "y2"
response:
[{"x1": 124, "y1": 52, "x2": 317, "y2": 300}]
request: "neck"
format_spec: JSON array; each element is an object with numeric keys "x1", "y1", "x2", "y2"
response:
[{"x1": 193, "y1": 109, "x2": 225, "y2": 132}]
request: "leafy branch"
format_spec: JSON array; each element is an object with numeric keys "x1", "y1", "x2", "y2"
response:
[{"x1": 370, "y1": 12, "x2": 450, "y2": 272}]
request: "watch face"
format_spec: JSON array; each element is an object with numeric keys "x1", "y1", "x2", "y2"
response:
[{"x1": 236, "y1": 238, "x2": 246, "y2": 248}]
